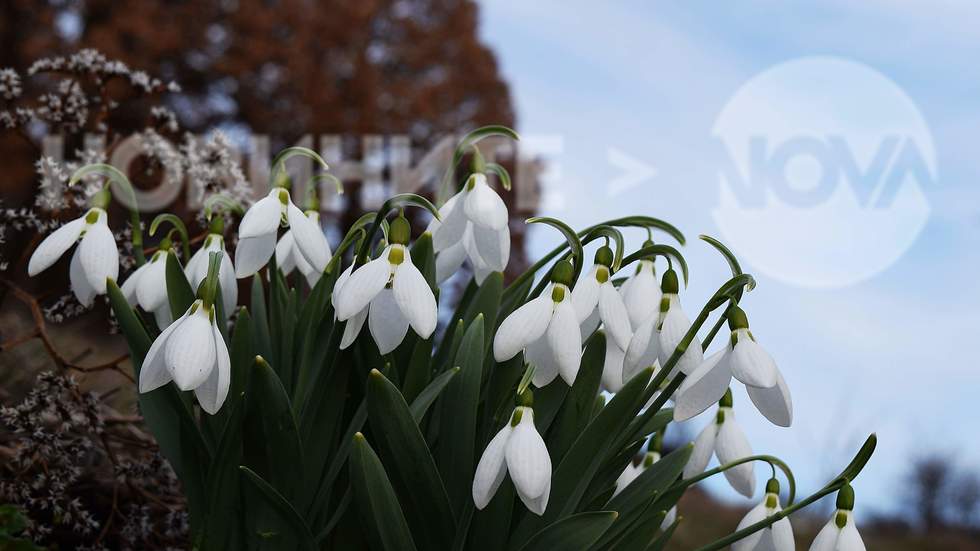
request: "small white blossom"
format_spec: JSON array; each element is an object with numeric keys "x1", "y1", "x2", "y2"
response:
[
  {"x1": 473, "y1": 405, "x2": 551, "y2": 515},
  {"x1": 683, "y1": 394, "x2": 755, "y2": 498}
]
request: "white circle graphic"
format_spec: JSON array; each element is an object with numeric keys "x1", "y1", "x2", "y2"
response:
[{"x1": 712, "y1": 56, "x2": 935, "y2": 288}]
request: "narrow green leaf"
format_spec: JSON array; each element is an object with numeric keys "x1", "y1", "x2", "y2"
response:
[
  {"x1": 437, "y1": 316, "x2": 485, "y2": 510},
  {"x1": 239, "y1": 466, "x2": 317, "y2": 551},
  {"x1": 165, "y1": 251, "x2": 195, "y2": 316},
  {"x1": 200, "y1": 394, "x2": 247, "y2": 551},
  {"x1": 402, "y1": 336, "x2": 434, "y2": 404},
  {"x1": 250, "y1": 276, "x2": 272, "y2": 360},
  {"x1": 462, "y1": 271, "x2": 503, "y2": 351},
  {"x1": 349, "y1": 434, "x2": 418, "y2": 551},
  {"x1": 548, "y1": 333, "x2": 605, "y2": 462},
  {"x1": 367, "y1": 370, "x2": 456, "y2": 549},
  {"x1": 516, "y1": 511, "x2": 618, "y2": 551},
  {"x1": 410, "y1": 366, "x2": 460, "y2": 422}
]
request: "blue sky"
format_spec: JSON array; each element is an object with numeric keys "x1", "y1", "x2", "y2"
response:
[{"x1": 477, "y1": 0, "x2": 980, "y2": 515}]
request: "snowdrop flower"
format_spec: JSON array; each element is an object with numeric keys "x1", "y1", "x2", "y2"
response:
[
  {"x1": 674, "y1": 306, "x2": 792, "y2": 427},
  {"x1": 138, "y1": 299, "x2": 231, "y2": 414},
  {"x1": 732, "y1": 478, "x2": 794, "y2": 551},
  {"x1": 624, "y1": 268, "x2": 703, "y2": 381},
  {"x1": 618, "y1": 243, "x2": 662, "y2": 328},
  {"x1": 276, "y1": 210, "x2": 332, "y2": 288},
  {"x1": 184, "y1": 230, "x2": 237, "y2": 315},
  {"x1": 809, "y1": 484, "x2": 866, "y2": 551},
  {"x1": 234, "y1": 187, "x2": 330, "y2": 279},
  {"x1": 28, "y1": 205, "x2": 118, "y2": 307},
  {"x1": 430, "y1": 172, "x2": 510, "y2": 284},
  {"x1": 493, "y1": 260, "x2": 581, "y2": 386},
  {"x1": 333, "y1": 216, "x2": 437, "y2": 354},
  {"x1": 683, "y1": 390, "x2": 755, "y2": 497},
  {"x1": 473, "y1": 394, "x2": 551, "y2": 515},
  {"x1": 120, "y1": 241, "x2": 185, "y2": 329},
  {"x1": 571, "y1": 246, "x2": 632, "y2": 352}
]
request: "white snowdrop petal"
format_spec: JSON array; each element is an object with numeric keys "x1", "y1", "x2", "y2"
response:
[
  {"x1": 570, "y1": 268, "x2": 601, "y2": 324},
  {"x1": 235, "y1": 232, "x2": 277, "y2": 278},
  {"x1": 623, "y1": 267, "x2": 661, "y2": 328},
  {"x1": 470, "y1": 223, "x2": 510, "y2": 272},
  {"x1": 275, "y1": 231, "x2": 297, "y2": 275},
  {"x1": 120, "y1": 263, "x2": 148, "y2": 306},
  {"x1": 137, "y1": 256, "x2": 169, "y2": 312},
  {"x1": 369, "y1": 289, "x2": 411, "y2": 354},
  {"x1": 287, "y1": 204, "x2": 330, "y2": 273},
  {"x1": 335, "y1": 255, "x2": 391, "y2": 321},
  {"x1": 435, "y1": 240, "x2": 468, "y2": 284},
  {"x1": 549, "y1": 299, "x2": 583, "y2": 385},
  {"x1": 195, "y1": 323, "x2": 231, "y2": 415},
  {"x1": 601, "y1": 332, "x2": 626, "y2": 393},
  {"x1": 78, "y1": 220, "x2": 118, "y2": 293},
  {"x1": 598, "y1": 282, "x2": 632, "y2": 351},
  {"x1": 393, "y1": 259, "x2": 437, "y2": 339},
  {"x1": 732, "y1": 501, "x2": 768, "y2": 551},
  {"x1": 219, "y1": 252, "x2": 238, "y2": 314},
  {"x1": 69, "y1": 248, "x2": 97, "y2": 307},
  {"x1": 518, "y1": 473, "x2": 550, "y2": 516},
  {"x1": 716, "y1": 414, "x2": 756, "y2": 497},
  {"x1": 238, "y1": 194, "x2": 282, "y2": 239},
  {"x1": 659, "y1": 304, "x2": 704, "y2": 375},
  {"x1": 153, "y1": 304, "x2": 173, "y2": 330},
  {"x1": 493, "y1": 294, "x2": 554, "y2": 362},
  {"x1": 526, "y1": 337, "x2": 560, "y2": 387},
  {"x1": 505, "y1": 411, "x2": 551, "y2": 500},
  {"x1": 184, "y1": 245, "x2": 208, "y2": 286},
  {"x1": 624, "y1": 315, "x2": 659, "y2": 381},
  {"x1": 139, "y1": 311, "x2": 188, "y2": 392},
  {"x1": 28, "y1": 216, "x2": 86, "y2": 276},
  {"x1": 674, "y1": 349, "x2": 733, "y2": 422},
  {"x1": 732, "y1": 338, "x2": 779, "y2": 388},
  {"x1": 165, "y1": 308, "x2": 217, "y2": 391},
  {"x1": 432, "y1": 193, "x2": 468, "y2": 251},
  {"x1": 746, "y1": 369, "x2": 794, "y2": 427},
  {"x1": 472, "y1": 425, "x2": 513, "y2": 510},
  {"x1": 464, "y1": 174, "x2": 508, "y2": 230},
  {"x1": 807, "y1": 519, "x2": 840, "y2": 551},
  {"x1": 340, "y1": 307, "x2": 368, "y2": 350},
  {"x1": 770, "y1": 516, "x2": 795, "y2": 551},
  {"x1": 332, "y1": 265, "x2": 354, "y2": 308},
  {"x1": 683, "y1": 422, "x2": 717, "y2": 479},
  {"x1": 579, "y1": 309, "x2": 601, "y2": 341},
  {"x1": 661, "y1": 506, "x2": 677, "y2": 531},
  {"x1": 838, "y1": 516, "x2": 866, "y2": 551}
]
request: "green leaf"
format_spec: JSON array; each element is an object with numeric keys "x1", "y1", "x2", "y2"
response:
[
  {"x1": 402, "y1": 336, "x2": 434, "y2": 404},
  {"x1": 548, "y1": 333, "x2": 605, "y2": 462},
  {"x1": 516, "y1": 511, "x2": 618, "y2": 551},
  {"x1": 410, "y1": 366, "x2": 460, "y2": 422},
  {"x1": 239, "y1": 466, "x2": 317, "y2": 551},
  {"x1": 462, "y1": 272, "x2": 503, "y2": 351},
  {"x1": 367, "y1": 369, "x2": 456, "y2": 549},
  {"x1": 437, "y1": 315, "x2": 485, "y2": 510},
  {"x1": 349, "y1": 433, "x2": 418, "y2": 551},
  {"x1": 165, "y1": 250, "x2": 195, "y2": 316},
  {"x1": 212, "y1": 309, "x2": 253, "y2": 435},
  {"x1": 242, "y1": 357, "x2": 304, "y2": 504},
  {"x1": 250, "y1": 276, "x2": 273, "y2": 360},
  {"x1": 646, "y1": 515, "x2": 680, "y2": 551},
  {"x1": 200, "y1": 394, "x2": 247, "y2": 551}
]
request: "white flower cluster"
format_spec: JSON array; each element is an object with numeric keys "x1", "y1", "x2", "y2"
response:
[
  {"x1": 35, "y1": 79, "x2": 90, "y2": 132},
  {"x1": 0, "y1": 68, "x2": 22, "y2": 100},
  {"x1": 27, "y1": 49, "x2": 179, "y2": 93}
]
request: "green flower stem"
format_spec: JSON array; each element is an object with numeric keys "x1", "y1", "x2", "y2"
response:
[
  {"x1": 526, "y1": 217, "x2": 584, "y2": 284},
  {"x1": 484, "y1": 162, "x2": 512, "y2": 191},
  {"x1": 201, "y1": 251, "x2": 223, "y2": 309},
  {"x1": 203, "y1": 193, "x2": 245, "y2": 219},
  {"x1": 673, "y1": 454, "x2": 797, "y2": 505},
  {"x1": 353, "y1": 194, "x2": 440, "y2": 266},
  {"x1": 269, "y1": 146, "x2": 330, "y2": 190},
  {"x1": 619, "y1": 244, "x2": 689, "y2": 287},
  {"x1": 692, "y1": 434, "x2": 876, "y2": 551},
  {"x1": 438, "y1": 125, "x2": 520, "y2": 202},
  {"x1": 69, "y1": 163, "x2": 146, "y2": 266},
  {"x1": 149, "y1": 213, "x2": 191, "y2": 261},
  {"x1": 581, "y1": 225, "x2": 625, "y2": 272}
]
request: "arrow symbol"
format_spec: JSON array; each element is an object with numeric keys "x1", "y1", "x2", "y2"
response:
[{"x1": 607, "y1": 147, "x2": 657, "y2": 197}]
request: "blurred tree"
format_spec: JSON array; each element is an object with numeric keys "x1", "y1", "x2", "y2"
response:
[
  {"x1": 907, "y1": 454, "x2": 951, "y2": 532},
  {"x1": 951, "y1": 471, "x2": 980, "y2": 529}
]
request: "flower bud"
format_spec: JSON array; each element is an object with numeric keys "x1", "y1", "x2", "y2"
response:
[
  {"x1": 661, "y1": 268, "x2": 679, "y2": 294},
  {"x1": 836, "y1": 482, "x2": 855, "y2": 511},
  {"x1": 550, "y1": 260, "x2": 574, "y2": 286},
  {"x1": 594, "y1": 245, "x2": 613, "y2": 268},
  {"x1": 390, "y1": 215, "x2": 411, "y2": 245},
  {"x1": 727, "y1": 305, "x2": 750, "y2": 330}
]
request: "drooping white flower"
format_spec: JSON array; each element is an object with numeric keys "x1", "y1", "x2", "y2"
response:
[
  {"x1": 234, "y1": 187, "x2": 330, "y2": 279},
  {"x1": 472, "y1": 404, "x2": 551, "y2": 515},
  {"x1": 138, "y1": 299, "x2": 231, "y2": 414},
  {"x1": 120, "y1": 245, "x2": 186, "y2": 328},
  {"x1": 674, "y1": 306, "x2": 792, "y2": 427},
  {"x1": 333, "y1": 217, "x2": 437, "y2": 354},
  {"x1": 571, "y1": 246, "x2": 632, "y2": 353},
  {"x1": 683, "y1": 391, "x2": 756, "y2": 498},
  {"x1": 618, "y1": 249, "x2": 662, "y2": 329},
  {"x1": 732, "y1": 479, "x2": 794, "y2": 551},
  {"x1": 275, "y1": 210, "x2": 332, "y2": 288},
  {"x1": 624, "y1": 268, "x2": 703, "y2": 380},
  {"x1": 493, "y1": 260, "x2": 581, "y2": 386},
  {"x1": 27, "y1": 207, "x2": 119, "y2": 307},
  {"x1": 616, "y1": 454, "x2": 678, "y2": 530},
  {"x1": 809, "y1": 485, "x2": 866, "y2": 551},
  {"x1": 430, "y1": 173, "x2": 510, "y2": 284},
  {"x1": 185, "y1": 233, "x2": 237, "y2": 314}
]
